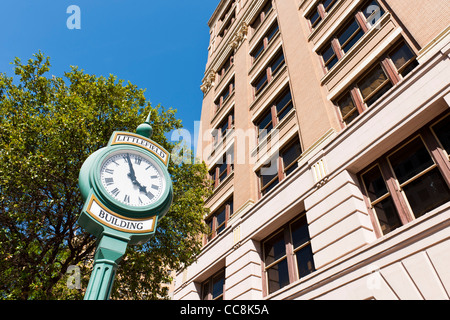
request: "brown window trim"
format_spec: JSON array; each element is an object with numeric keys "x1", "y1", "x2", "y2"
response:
[
  {"x1": 359, "y1": 113, "x2": 450, "y2": 238},
  {"x1": 252, "y1": 49, "x2": 285, "y2": 99},
  {"x1": 334, "y1": 39, "x2": 418, "y2": 127},
  {"x1": 317, "y1": 0, "x2": 385, "y2": 74},
  {"x1": 261, "y1": 212, "x2": 315, "y2": 296},
  {"x1": 214, "y1": 77, "x2": 235, "y2": 114},
  {"x1": 306, "y1": 0, "x2": 338, "y2": 32},
  {"x1": 205, "y1": 197, "x2": 234, "y2": 244},
  {"x1": 213, "y1": 109, "x2": 235, "y2": 146},
  {"x1": 257, "y1": 137, "x2": 302, "y2": 198},
  {"x1": 210, "y1": 147, "x2": 234, "y2": 189},
  {"x1": 201, "y1": 269, "x2": 226, "y2": 300}
]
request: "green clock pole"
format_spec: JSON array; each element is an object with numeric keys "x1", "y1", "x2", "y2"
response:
[
  {"x1": 83, "y1": 234, "x2": 129, "y2": 300},
  {"x1": 77, "y1": 112, "x2": 173, "y2": 300}
]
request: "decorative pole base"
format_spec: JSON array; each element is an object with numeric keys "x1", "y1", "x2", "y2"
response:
[{"x1": 84, "y1": 233, "x2": 129, "y2": 300}]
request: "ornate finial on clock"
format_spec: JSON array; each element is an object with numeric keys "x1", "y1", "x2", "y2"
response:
[{"x1": 136, "y1": 111, "x2": 153, "y2": 139}]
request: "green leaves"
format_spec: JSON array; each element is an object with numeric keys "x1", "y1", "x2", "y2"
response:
[{"x1": 0, "y1": 52, "x2": 210, "y2": 300}]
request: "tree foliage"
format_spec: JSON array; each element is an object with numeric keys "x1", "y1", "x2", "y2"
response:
[{"x1": 0, "y1": 52, "x2": 211, "y2": 300}]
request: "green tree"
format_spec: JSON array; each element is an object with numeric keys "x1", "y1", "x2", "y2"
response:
[{"x1": 0, "y1": 52, "x2": 211, "y2": 300}]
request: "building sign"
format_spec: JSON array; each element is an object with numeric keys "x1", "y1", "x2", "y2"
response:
[{"x1": 86, "y1": 195, "x2": 156, "y2": 234}]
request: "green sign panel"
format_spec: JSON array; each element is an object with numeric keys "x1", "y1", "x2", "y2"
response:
[{"x1": 77, "y1": 114, "x2": 173, "y2": 300}]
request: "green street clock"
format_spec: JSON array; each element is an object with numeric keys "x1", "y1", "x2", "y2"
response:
[{"x1": 77, "y1": 114, "x2": 173, "y2": 300}]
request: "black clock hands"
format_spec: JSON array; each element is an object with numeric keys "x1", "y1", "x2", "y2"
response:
[
  {"x1": 126, "y1": 153, "x2": 137, "y2": 181},
  {"x1": 126, "y1": 153, "x2": 154, "y2": 200}
]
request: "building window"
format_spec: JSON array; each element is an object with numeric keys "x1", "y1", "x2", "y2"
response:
[
  {"x1": 217, "y1": 52, "x2": 234, "y2": 83},
  {"x1": 255, "y1": 88, "x2": 293, "y2": 142},
  {"x1": 360, "y1": 114, "x2": 450, "y2": 237},
  {"x1": 210, "y1": 147, "x2": 234, "y2": 188},
  {"x1": 250, "y1": 0, "x2": 273, "y2": 33},
  {"x1": 213, "y1": 109, "x2": 235, "y2": 146},
  {"x1": 318, "y1": 0, "x2": 384, "y2": 72},
  {"x1": 206, "y1": 198, "x2": 234, "y2": 243},
  {"x1": 215, "y1": 77, "x2": 235, "y2": 113},
  {"x1": 334, "y1": 40, "x2": 418, "y2": 126},
  {"x1": 431, "y1": 114, "x2": 450, "y2": 157},
  {"x1": 252, "y1": 49, "x2": 285, "y2": 98},
  {"x1": 251, "y1": 20, "x2": 279, "y2": 63},
  {"x1": 258, "y1": 138, "x2": 302, "y2": 197},
  {"x1": 306, "y1": 0, "x2": 338, "y2": 31},
  {"x1": 262, "y1": 213, "x2": 315, "y2": 295},
  {"x1": 218, "y1": 1, "x2": 236, "y2": 40},
  {"x1": 201, "y1": 270, "x2": 225, "y2": 300}
]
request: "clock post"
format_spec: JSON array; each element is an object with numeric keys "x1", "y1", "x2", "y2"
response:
[{"x1": 77, "y1": 113, "x2": 173, "y2": 300}]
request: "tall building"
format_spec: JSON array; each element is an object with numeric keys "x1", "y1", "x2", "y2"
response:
[{"x1": 174, "y1": 0, "x2": 450, "y2": 300}]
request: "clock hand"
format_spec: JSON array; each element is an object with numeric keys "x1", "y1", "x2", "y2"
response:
[{"x1": 126, "y1": 153, "x2": 137, "y2": 181}]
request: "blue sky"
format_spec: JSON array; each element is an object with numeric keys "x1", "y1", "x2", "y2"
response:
[{"x1": 0, "y1": 1, "x2": 218, "y2": 149}]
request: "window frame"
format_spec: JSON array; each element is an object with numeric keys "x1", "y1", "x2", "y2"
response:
[
  {"x1": 359, "y1": 114, "x2": 450, "y2": 238},
  {"x1": 334, "y1": 39, "x2": 418, "y2": 127},
  {"x1": 261, "y1": 212, "x2": 315, "y2": 296},
  {"x1": 205, "y1": 197, "x2": 234, "y2": 243},
  {"x1": 201, "y1": 269, "x2": 226, "y2": 300},
  {"x1": 306, "y1": 0, "x2": 338, "y2": 31},
  {"x1": 318, "y1": 0, "x2": 385, "y2": 73},
  {"x1": 210, "y1": 147, "x2": 234, "y2": 189},
  {"x1": 258, "y1": 138, "x2": 302, "y2": 198},
  {"x1": 214, "y1": 76, "x2": 235, "y2": 114},
  {"x1": 252, "y1": 49, "x2": 285, "y2": 99},
  {"x1": 254, "y1": 87, "x2": 293, "y2": 142}
]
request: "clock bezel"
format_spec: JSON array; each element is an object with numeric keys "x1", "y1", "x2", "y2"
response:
[{"x1": 90, "y1": 145, "x2": 173, "y2": 219}]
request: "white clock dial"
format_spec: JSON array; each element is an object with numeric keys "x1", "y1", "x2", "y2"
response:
[{"x1": 99, "y1": 150, "x2": 165, "y2": 207}]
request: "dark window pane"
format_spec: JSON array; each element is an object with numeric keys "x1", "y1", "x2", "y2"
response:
[
  {"x1": 373, "y1": 197, "x2": 402, "y2": 235},
  {"x1": 322, "y1": 45, "x2": 335, "y2": 64},
  {"x1": 267, "y1": 23, "x2": 279, "y2": 43},
  {"x1": 365, "y1": 82, "x2": 393, "y2": 106},
  {"x1": 254, "y1": 72, "x2": 268, "y2": 93},
  {"x1": 216, "y1": 207, "x2": 226, "y2": 227},
  {"x1": 212, "y1": 274, "x2": 224, "y2": 299},
  {"x1": 295, "y1": 245, "x2": 315, "y2": 279},
  {"x1": 388, "y1": 137, "x2": 434, "y2": 185},
  {"x1": 358, "y1": 64, "x2": 390, "y2": 105},
  {"x1": 342, "y1": 29, "x2": 364, "y2": 53},
  {"x1": 390, "y1": 43, "x2": 415, "y2": 71},
  {"x1": 323, "y1": 0, "x2": 337, "y2": 12},
  {"x1": 291, "y1": 215, "x2": 310, "y2": 248},
  {"x1": 337, "y1": 92, "x2": 358, "y2": 124},
  {"x1": 276, "y1": 90, "x2": 292, "y2": 114},
  {"x1": 252, "y1": 42, "x2": 264, "y2": 60},
  {"x1": 309, "y1": 10, "x2": 321, "y2": 27},
  {"x1": 403, "y1": 168, "x2": 450, "y2": 219},
  {"x1": 400, "y1": 60, "x2": 419, "y2": 78},
  {"x1": 432, "y1": 115, "x2": 450, "y2": 155},
  {"x1": 258, "y1": 109, "x2": 273, "y2": 131},
  {"x1": 338, "y1": 20, "x2": 362, "y2": 53},
  {"x1": 264, "y1": 231, "x2": 286, "y2": 266},
  {"x1": 271, "y1": 52, "x2": 285, "y2": 77},
  {"x1": 282, "y1": 143, "x2": 301, "y2": 170},
  {"x1": 362, "y1": 165, "x2": 388, "y2": 202},
  {"x1": 262, "y1": 178, "x2": 279, "y2": 195},
  {"x1": 267, "y1": 258, "x2": 289, "y2": 294}
]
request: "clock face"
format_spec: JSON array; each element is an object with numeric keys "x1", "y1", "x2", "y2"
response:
[{"x1": 99, "y1": 150, "x2": 166, "y2": 208}]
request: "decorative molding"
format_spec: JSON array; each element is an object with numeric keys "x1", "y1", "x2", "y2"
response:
[
  {"x1": 200, "y1": 69, "x2": 217, "y2": 94},
  {"x1": 229, "y1": 22, "x2": 249, "y2": 50}
]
